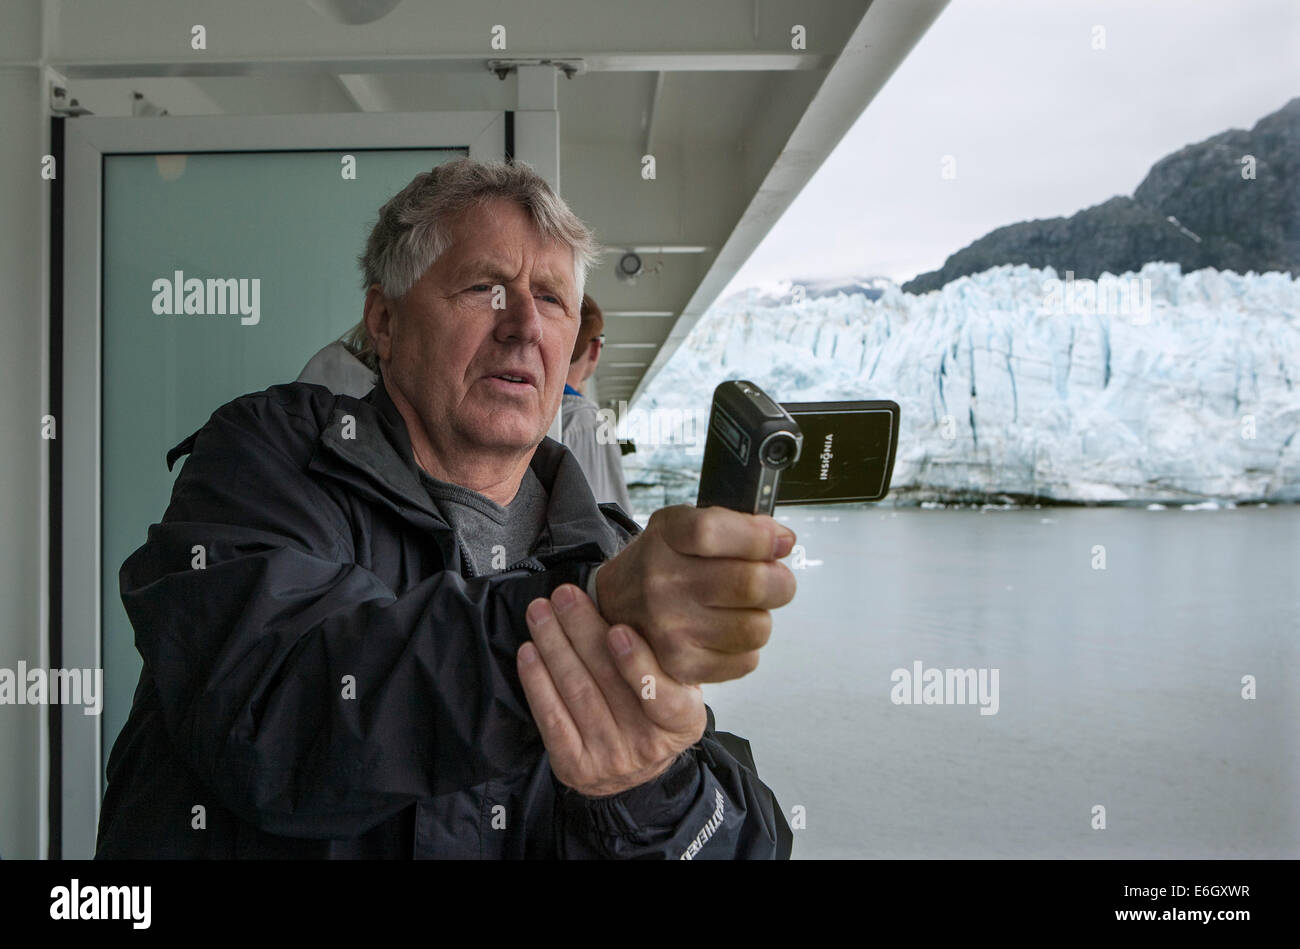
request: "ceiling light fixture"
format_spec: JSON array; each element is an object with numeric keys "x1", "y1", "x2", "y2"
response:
[{"x1": 306, "y1": 0, "x2": 404, "y2": 26}]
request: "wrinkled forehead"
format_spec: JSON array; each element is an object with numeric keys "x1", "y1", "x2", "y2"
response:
[{"x1": 441, "y1": 201, "x2": 578, "y2": 293}]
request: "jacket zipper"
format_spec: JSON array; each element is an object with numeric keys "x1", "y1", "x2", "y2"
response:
[{"x1": 457, "y1": 537, "x2": 544, "y2": 578}]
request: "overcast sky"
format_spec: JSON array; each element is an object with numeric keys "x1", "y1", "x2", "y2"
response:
[{"x1": 723, "y1": 0, "x2": 1300, "y2": 293}]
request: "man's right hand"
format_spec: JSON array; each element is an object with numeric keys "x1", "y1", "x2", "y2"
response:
[{"x1": 594, "y1": 504, "x2": 797, "y2": 685}]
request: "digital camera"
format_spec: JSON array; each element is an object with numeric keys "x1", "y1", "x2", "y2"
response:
[
  {"x1": 696, "y1": 380, "x2": 804, "y2": 515},
  {"x1": 696, "y1": 380, "x2": 900, "y2": 514}
]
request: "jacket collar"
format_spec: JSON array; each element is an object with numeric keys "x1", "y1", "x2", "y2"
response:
[{"x1": 307, "y1": 374, "x2": 626, "y2": 562}]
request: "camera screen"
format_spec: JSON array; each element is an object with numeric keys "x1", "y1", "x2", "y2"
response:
[{"x1": 777, "y1": 402, "x2": 899, "y2": 504}]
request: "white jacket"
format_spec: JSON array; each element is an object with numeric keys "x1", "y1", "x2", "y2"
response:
[
  {"x1": 561, "y1": 390, "x2": 633, "y2": 513},
  {"x1": 296, "y1": 341, "x2": 377, "y2": 397}
]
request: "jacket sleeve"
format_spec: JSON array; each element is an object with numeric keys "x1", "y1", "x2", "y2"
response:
[
  {"x1": 119, "y1": 391, "x2": 594, "y2": 840},
  {"x1": 553, "y1": 705, "x2": 794, "y2": 859}
]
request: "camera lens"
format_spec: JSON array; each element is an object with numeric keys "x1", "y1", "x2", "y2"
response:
[{"x1": 759, "y1": 432, "x2": 798, "y2": 469}]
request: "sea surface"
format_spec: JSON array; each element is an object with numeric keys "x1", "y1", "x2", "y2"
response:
[{"x1": 685, "y1": 504, "x2": 1299, "y2": 858}]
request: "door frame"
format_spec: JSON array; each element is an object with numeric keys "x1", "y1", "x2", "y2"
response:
[{"x1": 59, "y1": 110, "x2": 507, "y2": 858}]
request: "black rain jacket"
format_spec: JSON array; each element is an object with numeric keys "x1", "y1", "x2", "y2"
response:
[{"x1": 94, "y1": 378, "x2": 793, "y2": 859}]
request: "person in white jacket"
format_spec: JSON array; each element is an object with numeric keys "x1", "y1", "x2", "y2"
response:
[{"x1": 560, "y1": 295, "x2": 633, "y2": 513}]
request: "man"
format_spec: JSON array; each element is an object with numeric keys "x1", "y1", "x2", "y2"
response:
[
  {"x1": 95, "y1": 158, "x2": 797, "y2": 859},
  {"x1": 560, "y1": 294, "x2": 633, "y2": 512}
]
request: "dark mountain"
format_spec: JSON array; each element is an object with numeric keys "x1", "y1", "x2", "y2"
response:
[{"x1": 902, "y1": 97, "x2": 1300, "y2": 294}]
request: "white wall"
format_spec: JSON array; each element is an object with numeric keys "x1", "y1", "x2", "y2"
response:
[{"x1": 0, "y1": 0, "x2": 50, "y2": 860}]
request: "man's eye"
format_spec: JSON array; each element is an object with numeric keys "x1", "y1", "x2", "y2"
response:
[
  {"x1": 533, "y1": 288, "x2": 569, "y2": 306},
  {"x1": 467, "y1": 284, "x2": 493, "y2": 293}
]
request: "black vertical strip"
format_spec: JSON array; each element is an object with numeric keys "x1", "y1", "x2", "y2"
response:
[
  {"x1": 504, "y1": 110, "x2": 514, "y2": 163},
  {"x1": 47, "y1": 116, "x2": 65, "y2": 860}
]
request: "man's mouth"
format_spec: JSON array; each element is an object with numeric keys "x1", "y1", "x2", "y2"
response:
[{"x1": 485, "y1": 369, "x2": 537, "y2": 388}]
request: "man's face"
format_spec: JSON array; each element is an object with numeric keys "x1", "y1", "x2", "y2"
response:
[{"x1": 371, "y1": 198, "x2": 580, "y2": 461}]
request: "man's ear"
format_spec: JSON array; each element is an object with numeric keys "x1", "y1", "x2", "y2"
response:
[
  {"x1": 587, "y1": 338, "x2": 601, "y2": 367},
  {"x1": 363, "y1": 285, "x2": 394, "y2": 362}
]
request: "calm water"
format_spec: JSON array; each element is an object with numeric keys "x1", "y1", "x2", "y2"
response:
[{"x1": 692, "y1": 505, "x2": 1299, "y2": 858}]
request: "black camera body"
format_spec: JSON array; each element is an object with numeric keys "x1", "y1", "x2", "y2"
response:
[
  {"x1": 696, "y1": 380, "x2": 901, "y2": 514},
  {"x1": 696, "y1": 380, "x2": 804, "y2": 515}
]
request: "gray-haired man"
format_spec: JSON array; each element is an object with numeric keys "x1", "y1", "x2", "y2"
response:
[{"x1": 97, "y1": 158, "x2": 796, "y2": 859}]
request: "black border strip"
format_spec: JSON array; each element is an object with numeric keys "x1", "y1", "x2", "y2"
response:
[
  {"x1": 48, "y1": 116, "x2": 65, "y2": 860},
  {"x1": 504, "y1": 110, "x2": 514, "y2": 162}
]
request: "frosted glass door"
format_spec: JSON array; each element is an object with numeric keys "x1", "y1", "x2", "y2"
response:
[{"x1": 100, "y1": 148, "x2": 465, "y2": 772}]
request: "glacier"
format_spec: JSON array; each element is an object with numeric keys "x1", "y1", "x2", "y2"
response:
[{"x1": 620, "y1": 263, "x2": 1300, "y2": 506}]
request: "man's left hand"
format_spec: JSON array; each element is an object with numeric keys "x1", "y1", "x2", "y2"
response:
[{"x1": 518, "y1": 583, "x2": 707, "y2": 798}]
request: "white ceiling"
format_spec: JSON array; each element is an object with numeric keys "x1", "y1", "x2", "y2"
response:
[{"x1": 26, "y1": 0, "x2": 950, "y2": 406}]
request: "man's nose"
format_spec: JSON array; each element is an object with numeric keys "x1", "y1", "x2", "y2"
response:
[{"x1": 494, "y1": 283, "x2": 543, "y2": 341}]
